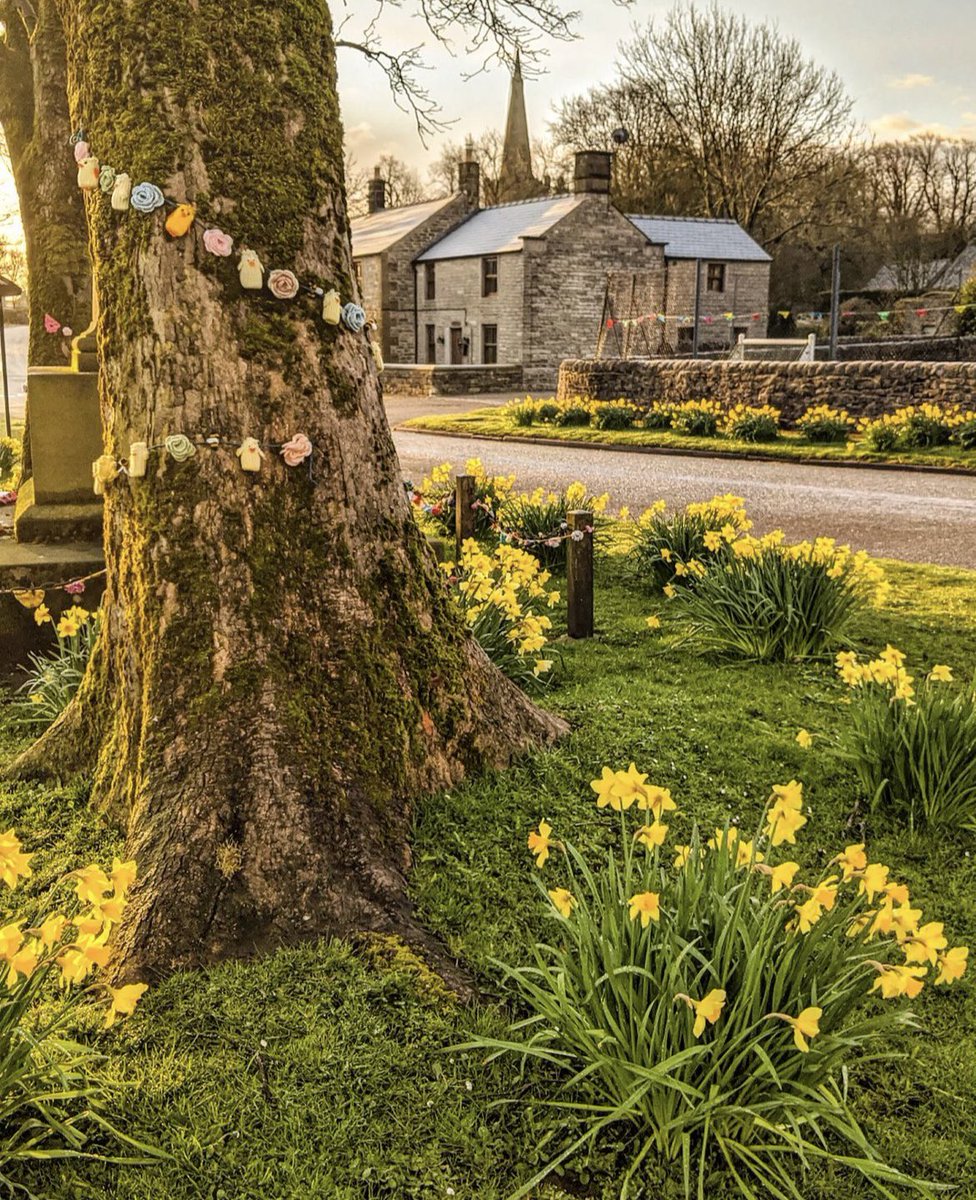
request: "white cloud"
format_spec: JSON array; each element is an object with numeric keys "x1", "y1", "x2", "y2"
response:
[
  {"x1": 868, "y1": 112, "x2": 953, "y2": 140},
  {"x1": 889, "y1": 73, "x2": 935, "y2": 91}
]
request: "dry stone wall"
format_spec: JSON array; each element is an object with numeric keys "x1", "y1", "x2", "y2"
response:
[{"x1": 557, "y1": 358, "x2": 976, "y2": 424}]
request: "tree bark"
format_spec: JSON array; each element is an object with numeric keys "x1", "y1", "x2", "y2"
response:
[
  {"x1": 0, "y1": 0, "x2": 91, "y2": 369},
  {"x1": 47, "y1": 0, "x2": 564, "y2": 983}
]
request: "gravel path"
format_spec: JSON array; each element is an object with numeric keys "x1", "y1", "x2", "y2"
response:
[{"x1": 391, "y1": 419, "x2": 976, "y2": 569}]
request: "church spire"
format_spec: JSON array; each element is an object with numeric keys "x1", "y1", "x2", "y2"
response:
[{"x1": 498, "y1": 50, "x2": 544, "y2": 202}]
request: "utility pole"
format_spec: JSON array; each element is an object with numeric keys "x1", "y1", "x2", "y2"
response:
[{"x1": 829, "y1": 245, "x2": 841, "y2": 360}]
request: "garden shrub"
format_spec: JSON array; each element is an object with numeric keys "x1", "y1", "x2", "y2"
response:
[
  {"x1": 671, "y1": 399, "x2": 723, "y2": 437},
  {"x1": 797, "y1": 404, "x2": 854, "y2": 444},
  {"x1": 536, "y1": 402, "x2": 560, "y2": 423},
  {"x1": 509, "y1": 401, "x2": 538, "y2": 427},
  {"x1": 592, "y1": 401, "x2": 639, "y2": 431},
  {"x1": 858, "y1": 405, "x2": 961, "y2": 452},
  {"x1": 0, "y1": 435, "x2": 20, "y2": 484},
  {"x1": 497, "y1": 483, "x2": 609, "y2": 569},
  {"x1": 858, "y1": 414, "x2": 901, "y2": 453},
  {"x1": 444, "y1": 540, "x2": 558, "y2": 688},
  {"x1": 673, "y1": 533, "x2": 889, "y2": 661},
  {"x1": 835, "y1": 649, "x2": 976, "y2": 831},
  {"x1": 474, "y1": 765, "x2": 966, "y2": 1200},
  {"x1": 953, "y1": 416, "x2": 976, "y2": 449},
  {"x1": 722, "y1": 403, "x2": 781, "y2": 443},
  {"x1": 0, "y1": 834, "x2": 150, "y2": 1181},
  {"x1": 412, "y1": 458, "x2": 515, "y2": 538},
  {"x1": 553, "y1": 403, "x2": 592, "y2": 428},
  {"x1": 16, "y1": 606, "x2": 99, "y2": 727},
  {"x1": 627, "y1": 494, "x2": 751, "y2": 591}
]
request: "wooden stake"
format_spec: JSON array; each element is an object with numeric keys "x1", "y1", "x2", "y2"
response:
[
  {"x1": 455, "y1": 474, "x2": 476, "y2": 558},
  {"x1": 567, "y1": 510, "x2": 594, "y2": 638}
]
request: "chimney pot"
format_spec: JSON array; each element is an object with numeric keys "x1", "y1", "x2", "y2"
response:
[
  {"x1": 368, "y1": 168, "x2": 387, "y2": 213},
  {"x1": 573, "y1": 150, "x2": 612, "y2": 196},
  {"x1": 458, "y1": 147, "x2": 480, "y2": 210}
]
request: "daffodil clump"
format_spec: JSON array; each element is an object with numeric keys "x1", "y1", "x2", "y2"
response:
[
  {"x1": 720, "y1": 403, "x2": 781, "y2": 442},
  {"x1": 671, "y1": 532, "x2": 888, "y2": 661},
  {"x1": 0, "y1": 832, "x2": 148, "y2": 1172},
  {"x1": 442, "y1": 540, "x2": 558, "y2": 688},
  {"x1": 797, "y1": 404, "x2": 855, "y2": 444},
  {"x1": 483, "y1": 767, "x2": 967, "y2": 1200},
  {"x1": 627, "y1": 493, "x2": 751, "y2": 591},
  {"x1": 836, "y1": 647, "x2": 976, "y2": 831},
  {"x1": 504, "y1": 396, "x2": 640, "y2": 431},
  {"x1": 411, "y1": 458, "x2": 515, "y2": 539},
  {"x1": 497, "y1": 481, "x2": 611, "y2": 567},
  {"x1": 670, "y1": 398, "x2": 724, "y2": 437},
  {"x1": 16, "y1": 605, "x2": 100, "y2": 727},
  {"x1": 858, "y1": 403, "x2": 964, "y2": 452}
]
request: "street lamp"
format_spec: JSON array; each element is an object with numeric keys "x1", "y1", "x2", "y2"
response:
[{"x1": 0, "y1": 275, "x2": 23, "y2": 437}]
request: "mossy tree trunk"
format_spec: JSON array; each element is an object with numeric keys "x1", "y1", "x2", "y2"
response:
[
  {"x1": 33, "y1": 0, "x2": 564, "y2": 982},
  {"x1": 0, "y1": 0, "x2": 91, "y2": 368}
]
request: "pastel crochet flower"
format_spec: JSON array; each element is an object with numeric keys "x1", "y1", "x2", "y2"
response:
[
  {"x1": 130, "y1": 182, "x2": 165, "y2": 213},
  {"x1": 267, "y1": 269, "x2": 300, "y2": 299},
  {"x1": 164, "y1": 434, "x2": 197, "y2": 462},
  {"x1": 280, "y1": 433, "x2": 313, "y2": 467},
  {"x1": 341, "y1": 302, "x2": 367, "y2": 332},
  {"x1": 202, "y1": 227, "x2": 234, "y2": 257},
  {"x1": 98, "y1": 165, "x2": 117, "y2": 194}
]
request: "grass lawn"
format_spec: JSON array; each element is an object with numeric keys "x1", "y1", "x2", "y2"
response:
[
  {"x1": 401, "y1": 408, "x2": 976, "y2": 473},
  {"x1": 2, "y1": 549, "x2": 975, "y2": 1198}
]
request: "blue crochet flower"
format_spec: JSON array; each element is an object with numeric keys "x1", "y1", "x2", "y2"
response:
[
  {"x1": 341, "y1": 302, "x2": 367, "y2": 333},
  {"x1": 130, "y1": 182, "x2": 165, "y2": 214}
]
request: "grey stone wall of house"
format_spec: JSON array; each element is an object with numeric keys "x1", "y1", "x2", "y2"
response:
[
  {"x1": 356, "y1": 194, "x2": 473, "y2": 363},
  {"x1": 558, "y1": 357, "x2": 976, "y2": 423},
  {"x1": 662, "y1": 260, "x2": 771, "y2": 351},
  {"x1": 521, "y1": 197, "x2": 664, "y2": 389},
  {"x1": 414, "y1": 253, "x2": 525, "y2": 366},
  {"x1": 382, "y1": 363, "x2": 523, "y2": 395}
]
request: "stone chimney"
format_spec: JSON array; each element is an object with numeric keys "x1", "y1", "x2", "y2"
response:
[
  {"x1": 368, "y1": 166, "x2": 387, "y2": 214},
  {"x1": 458, "y1": 137, "x2": 480, "y2": 209},
  {"x1": 573, "y1": 150, "x2": 612, "y2": 196}
]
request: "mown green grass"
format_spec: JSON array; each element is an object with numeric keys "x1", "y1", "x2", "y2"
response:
[
  {"x1": 402, "y1": 408, "x2": 976, "y2": 473},
  {"x1": 2, "y1": 551, "x2": 975, "y2": 1198}
]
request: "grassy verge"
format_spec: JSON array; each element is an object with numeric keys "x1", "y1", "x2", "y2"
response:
[
  {"x1": 401, "y1": 409, "x2": 976, "y2": 472},
  {"x1": 2, "y1": 551, "x2": 975, "y2": 1198}
]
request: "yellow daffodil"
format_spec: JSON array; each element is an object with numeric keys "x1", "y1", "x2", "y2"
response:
[
  {"x1": 527, "y1": 821, "x2": 556, "y2": 868},
  {"x1": 883, "y1": 880, "x2": 910, "y2": 905},
  {"x1": 903, "y1": 922, "x2": 948, "y2": 966},
  {"x1": 0, "y1": 830, "x2": 32, "y2": 890},
  {"x1": 532, "y1": 659, "x2": 552, "y2": 677},
  {"x1": 74, "y1": 911, "x2": 104, "y2": 937},
  {"x1": 928, "y1": 664, "x2": 953, "y2": 682},
  {"x1": 645, "y1": 615, "x2": 661, "y2": 630},
  {"x1": 794, "y1": 897, "x2": 823, "y2": 934},
  {"x1": 870, "y1": 963, "x2": 926, "y2": 1000},
  {"x1": 548, "y1": 888, "x2": 575, "y2": 919},
  {"x1": 673, "y1": 844, "x2": 692, "y2": 869},
  {"x1": 676, "y1": 987, "x2": 726, "y2": 1037},
  {"x1": 765, "y1": 804, "x2": 807, "y2": 847},
  {"x1": 837, "y1": 843, "x2": 867, "y2": 881},
  {"x1": 734, "y1": 837, "x2": 763, "y2": 868},
  {"x1": 590, "y1": 767, "x2": 621, "y2": 809},
  {"x1": 935, "y1": 946, "x2": 968, "y2": 985},
  {"x1": 58, "y1": 949, "x2": 92, "y2": 986},
  {"x1": 105, "y1": 983, "x2": 149, "y2": 1028},
  {"x1": 635, "y1": 822, "x2": 668, "y2": 849},
  {"x1": 708, "y1": 826, "x2": 739, "y2": 852},
  {"x1": 703, "y1": 530, "x2": 723, "y2": 552},
  {"x1": 612, "y1": 763, "x2": 650, "y2": 809},
  {"x1": 0, "y1": 922, "x2": 24, "y2": 960},
  {"x1": 659, "y1": 546, "x2": 672, "y2": 561},
  {"x1": 795, "y1": 729, "x2": 813, "y2": 749},
  {"x1": 769, "y1": 780, "x2": 804, "y2": 810},
  {"x1": 73, "y1": 864, "x2": 112, "y2": 906},
  {"x1": 858, "y1": 863, "x2": 889, "y2": 902},
  {"x1": 663, "y1": 584, "x2": 677, "y2": 599},
  {"x1": 36, "y1": 913, "x2": 67, "y2": 948},
  {"x1": 772, "y1": 1006, "x2": 823, "y2": 1053},
  {"x1": 627, "y1": 891, "x2": 661, "y2": 928},
  {"x1": 33, "y1": 604, "x2": 52, "y2": 626},
  {"x1": 635, "y1": 783, "x2": 677, "y2": 820},
  {"x1": 6, "y1": 941, "x2": 39, "y2": 987},
  {"x1": 769, "y1": 861, "x2": 800, "y2": 893}
]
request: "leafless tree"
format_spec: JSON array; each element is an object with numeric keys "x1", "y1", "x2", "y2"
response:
[
  {"x1": 555, "y1": 3, "x2": 858, "y2": 247},
  {"x1": 429, "y1": 129, "x2": 505, "y2": 202}
]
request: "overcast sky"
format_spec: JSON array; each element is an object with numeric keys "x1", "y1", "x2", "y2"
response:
[{"x1": 338, "y1": 0, "x2": 976, "y2": 177}]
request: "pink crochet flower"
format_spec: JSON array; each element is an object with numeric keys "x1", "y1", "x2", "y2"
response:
[
  {"x1": 43, "y1": 314, "x2": 61, "y2": 334},
  {"x1": 203, "y1": 227, "x2": 234, "y2": 257},
  {"x1": 268, "y1": 269, "x2": 300, "y2": 300},
  {"x1": 73, "y1": 140, "x2": 89, "y2": 164},
  {"x1": 280, "y1": 433, "x2": 312, "y2": 467},
  {"x1": 64, "y1": 580, "x2": 86, "y2": 595}
]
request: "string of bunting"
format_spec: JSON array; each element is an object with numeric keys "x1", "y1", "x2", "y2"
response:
[
  {"x1": 69, "y1": 128, "x2": 384, "y2": 371},
  {"x1": 92, "y1": 431, "x2": 317, "y2": 494},
  {"x1": 409, "y1": 489, "x2": 594, "y2": 549},
  {"x1": 2, "y1": 568, "x2": 106, "y2": 616}
]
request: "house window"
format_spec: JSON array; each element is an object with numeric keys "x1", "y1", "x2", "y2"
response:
[
  {"x1": 677, "y1": 327, "x2": 695, "y2": 351},
  {"x1": 482, "y1": 256, "x2": 498, "y2": 297},
  {"x1": 482, "y1": 324, "x2": 498, "y2": 365},
  {"x1": 425, "y1": 323, "x2": 437, "y2": 364},
  {"x1": 424, "y1": 262, "x2": 436, "y2": 301},
  {"x1": 706, "y1": 263, "x2": 726, "y2": 293}
]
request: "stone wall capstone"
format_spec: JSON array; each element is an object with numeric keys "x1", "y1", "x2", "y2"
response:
[
  {"x1": 383, "y1": 363, "x2": 524, "y2": 396},
  {"x1": 557, "y1": 358, "x2": 976, "y2": 423}
]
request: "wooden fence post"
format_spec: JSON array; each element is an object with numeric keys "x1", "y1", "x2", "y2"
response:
[
  {"x1": 455, "y1": 474, "x2": 476, "y2": 559},
  {"x1": 566, "y1": 509, "x2": 594, "y2": 638}
]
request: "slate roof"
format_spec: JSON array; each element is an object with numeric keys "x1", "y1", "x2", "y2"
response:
[
  {"x1": 863, "y1": 259, "x2": 952, "y2": 292},
  {"x1": 351, "y1": 196, "x2": 458, "y2": 258},
  {"x1": 415, "y1": 194, "x2": 587, "y2": 261},
  {"x1": 627, "y1": 215, "x2": 771, "y2": 263}
]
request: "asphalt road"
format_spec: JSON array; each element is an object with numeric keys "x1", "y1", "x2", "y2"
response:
[{"x1": 388, "y1": 396, "x2": 976, "y2": 569}]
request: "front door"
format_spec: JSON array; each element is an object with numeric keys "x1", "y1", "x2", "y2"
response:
[{"x1": 450, "y1": 326, "x2": 463, "y2": 364}]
